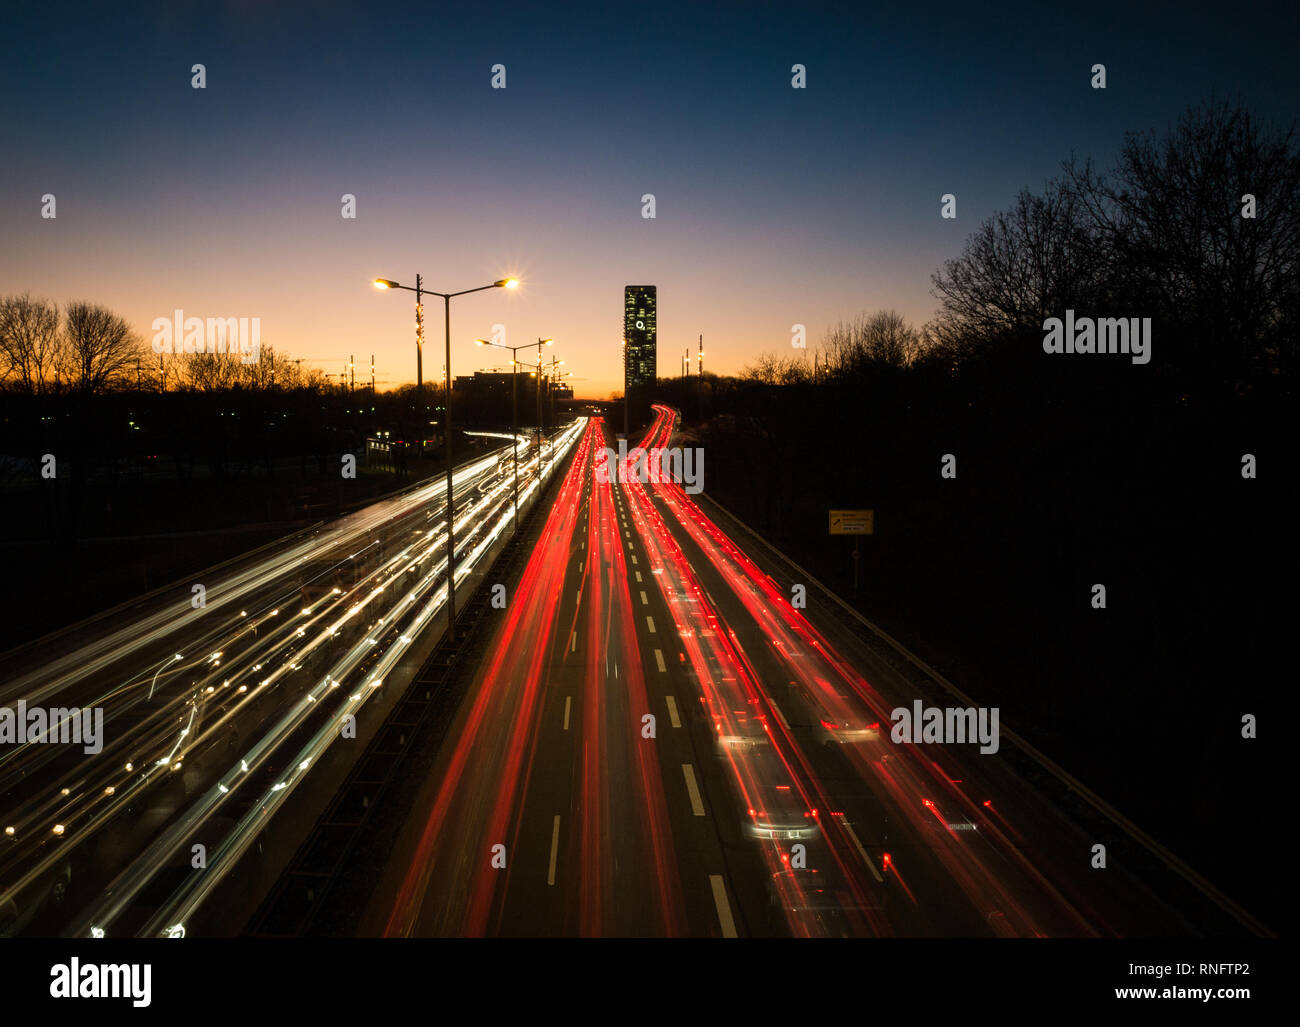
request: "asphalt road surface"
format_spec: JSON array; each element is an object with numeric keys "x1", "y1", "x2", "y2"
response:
[{"x1": 366, "y1": 407, "x2": 1242, "y2": 937}]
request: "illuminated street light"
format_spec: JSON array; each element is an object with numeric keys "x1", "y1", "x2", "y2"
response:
[
  {"x1": 370, "y1": 273, "x2": 520, "y2": 641},
  {"x1": 475, "y1": 334, "x2": 551, "y2": 535}
]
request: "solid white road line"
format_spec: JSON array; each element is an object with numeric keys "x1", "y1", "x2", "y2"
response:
[
  {"x1": 665, "y1": 694, "x2": 681, "y2": 728},
  {"x1": 841, "y1": 820, "x2": 885, "y2": 882},
  {"x1": 709, "y1": 875, "x2": 738, "y2": 938},
  {"x1": 682, "y1": 763, "x2": 705, "y2": 816},
  {"x1": 548, "y1": 815, "x2": 561, "y2": 886}
]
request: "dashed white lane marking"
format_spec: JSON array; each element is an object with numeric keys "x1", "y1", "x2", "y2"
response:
[
  {"x1": 665, "y1": 694, "x2": 681, "y2": 728},
  {"x1": 639, "y1": 590, "x2": 649, "y2": 605},
  {"x1": 682, "y1": 763, "x2": 705, "y2": 816},
  {"x1": 630, "y1": 555, "x2": 637, "y2": 565},
  {"x1": 646, "y1": 616, "x2": 656, "y2": 633},
  {"x1": 570, "y1": 632, "x2": 577, "y2": 652},
  {"x1": 563, "y1": 695, "x2": 572, "y2": 730},
  {"x1": 547, "y1": 815, "x2": 562, "y2": 885},
  {"x1": 709, "y1": 875, "x2": 738, "y2": 938},
  {"x1": 654, "y1": 648, "x2": 667, "y2": 672},
  {"x1": 841, "y1": 820, "x2": 885, "y2": 882},
  {"x1": 635, "y1": 570, "x2": 643, "y2": 583}
]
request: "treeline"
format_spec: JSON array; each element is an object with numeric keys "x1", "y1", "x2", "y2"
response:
[
  {"x1": 731, "y1": 100, "x2": 1296, "y2": 395},
  {"x1": 0, "y1": 294, "x2": 330, "y2": 394}
]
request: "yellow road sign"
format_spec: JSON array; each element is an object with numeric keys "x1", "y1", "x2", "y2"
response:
[{"x1": 829, "y1": 509, "x2": 873, "y2": 535}]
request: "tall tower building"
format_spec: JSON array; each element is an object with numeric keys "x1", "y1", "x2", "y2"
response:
[{"x1": 623, "y1": 285, "x2": 657, "y2": 392}]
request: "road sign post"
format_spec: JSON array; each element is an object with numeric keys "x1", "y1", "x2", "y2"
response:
[{"x1": 829, "y1": 509, "x2": 873, "y2": 593}]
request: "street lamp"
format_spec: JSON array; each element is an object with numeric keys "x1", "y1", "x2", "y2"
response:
[
  {"x1": 475, "y1": 335, "x2": 549, "y2": 534},
  {"x1": 372, "y1": 274, "x2": 518, "y2": 641},
  {"x1": 550, "y1": 369, "x2": 575, "y2": 436},
  {"x1": 529, "y1": 338, "x2": 554, "y2": 473},
  {"x1": 541, "y1": 356, "x2": 565, "y2": 460}
]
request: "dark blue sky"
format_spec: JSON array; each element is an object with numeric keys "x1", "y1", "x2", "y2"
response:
[{"x1": 3, "y1": 0, "x2": 1296, "y2": 392}]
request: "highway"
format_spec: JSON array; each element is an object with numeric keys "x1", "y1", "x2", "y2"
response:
[
  {"x1": 369, "y1": 406, "x2": 1232, "y2": 937},
  {"x1": 1, "y1": 406, "x2": 1250, "y2": 938},
  {"x1": 0, "y1": 425, "x2": 584, "y2": 937}
]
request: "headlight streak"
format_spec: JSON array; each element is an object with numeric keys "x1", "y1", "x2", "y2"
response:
[
  {"x1": 0, "y1": 433, "x2": 585, "y2": 933},
  {"x1": 50, "y1": 420, "x2": 587, "y2": 937}
]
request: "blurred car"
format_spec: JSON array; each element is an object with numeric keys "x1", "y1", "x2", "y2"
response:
[
  {"x1": 792, "y1": 677, "x2": 881, "y2": 746},
  {"x1": 707, "y1": 694, "x2": 769, "y2": 753},
  {"x1": 814, "y1": 715, "x2": 881, "y2": 746},
  {"x1": 744, "y1": 782, "x2": 821, "y2": 841}
]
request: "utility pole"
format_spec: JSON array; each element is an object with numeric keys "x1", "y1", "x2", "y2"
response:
[
  {"x1": 414, "y1": 274, "x2": 424, "y2": 396},
  {"x1": 372, "y1": 272, "x2": 517, "y2": 644},
  {"x1": 442, "y1": 291, "x2": 453, "y2": 636},
  {"x1": 536, "y1": 339, "x2": 546, "y2": 474},
  {"x1": 544, "y1": 356, "x2": 564, "y2": 452},
  {"x1": 512, "y1": 358, "x2": 519, "y2": 527}
]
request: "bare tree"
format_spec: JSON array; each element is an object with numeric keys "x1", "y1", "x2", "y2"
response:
[
  {"x1": 740, "y1": 352, "x2": 812, "y2": 385},
  {"x1": 862, "y1": 310, "x2": 918, "y2": 366},
  {"x1": 238, "y1": 344, "x2": 281, "y2": 389},
  {"x1": 299, "y1": 365, "x2": 329, "y2": 390},
  {"x1": 0, "y1": 293, "x2": 63, "y2": 393},
  {"x1": 59, "y1": 301, "x2": 144, "y2": 393},
  {"x1": 930, "y1": 179, "x2": 1105, "y2": 347},
  {"x1": 818, "y1": 310, "x2": 922, "y2": 379},
  {"x1": 1065, "y1": 100, "x2": 1300, "y2": 378},
  {"x1": 175, "y1": 351, "x2": 244, "y2": 392}
]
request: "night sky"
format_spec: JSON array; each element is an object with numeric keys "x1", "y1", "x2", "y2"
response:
[{"x1": 3, "y1": 0, "x2": 1296, "y2": 395}]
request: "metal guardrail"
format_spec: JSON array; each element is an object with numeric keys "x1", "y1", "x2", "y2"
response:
[{"x1": 697, "y1": 492, "x2": 1274, "y2": 938}]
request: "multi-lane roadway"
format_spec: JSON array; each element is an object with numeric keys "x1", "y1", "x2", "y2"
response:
[
  {"x1": 3, "y1": 406, "x2": 1258, "y2": 938},
  {"x1": 0, "y1": 425, "x2": 584, "y2": 937},
  {"x1": 367, "y1": 406, "x2": 1236, "y2": 937}
]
